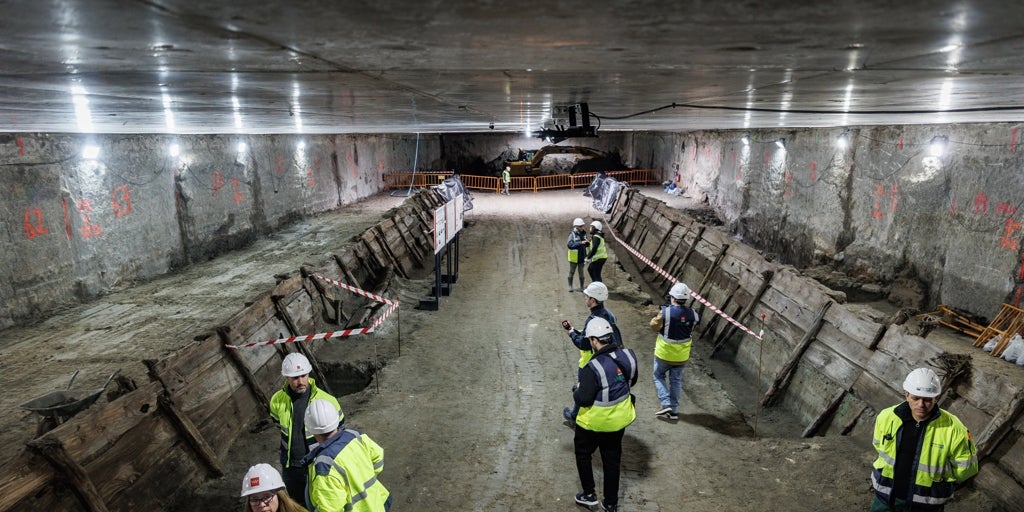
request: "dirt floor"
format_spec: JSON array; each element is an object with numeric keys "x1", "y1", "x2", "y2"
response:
[
  {"x1": 179, "y1": 187, "x2": 1002, "y2": 511},
  {"x1": 1, "y1": 186, "x2": 1005, "y2": 510}
]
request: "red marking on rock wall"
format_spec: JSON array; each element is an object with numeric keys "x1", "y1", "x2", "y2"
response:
[
  {"x1": 1012, "y1": 128, "x2": 1019, "y2": 153},
  {"x1": 23, "y1": 208, "x2": 48, "y2": 239},
  {"x1": 16, "y1": 137, "x2": 24, "y2": 155},
  {"x1": 76, "y1": 199, "x2": 102, "y2": 239},
  {"x1": 230, "y1": 177, "x2": 244, "y2": 204},
  {"x1": 897, "y1": 135, "x2": 904, "y2": 150},
  {"x1": 809, "y1": 161, "x2": 818, "y2": 181}
]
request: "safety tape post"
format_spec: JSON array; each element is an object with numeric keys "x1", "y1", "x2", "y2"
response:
[{"x1": 605, "y1": 226, "x2": 763, "y2": 341}]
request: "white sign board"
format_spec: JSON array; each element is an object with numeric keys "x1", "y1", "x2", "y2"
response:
[{"x1": 433, "y1": 194, "x2": 464, "y2": 254}]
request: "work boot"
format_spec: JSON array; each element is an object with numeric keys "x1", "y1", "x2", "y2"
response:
[
  {"x1": 600, "y1": 500, "x2": 619, "y2": 512},
  {"x1": 568, "y1": 277, "x2": 574, "y2": 292},
  {"x1": 574, "y1": 492, "x2": 599, "y2": 507}
]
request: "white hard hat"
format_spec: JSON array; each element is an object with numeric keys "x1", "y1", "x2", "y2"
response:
[
  {"x1": 585, "y1": 317, "x2": 614, "y2": 341},
  {"x1": 281, "y1": 353, "x2": 312, "y2": 377},
  {"x1": 903, "y1": 368, "x2": 941, "y2": 398},
  {"x1": 591, "y1": 220, "x2": 602, "y2": 231},
  {"x1": 669, "y1": 282, "x2": 691, "y2": 299},
  {"x1": 583, "y1": 282, "x2": 609, "y2": 302},
  {"x1": 240, "y1": 463, "x2": 285, "y2": 497},
  {"x1": 573, "y1": 218, "x2": 585, "y2": 227},
  {"x1": 305, "y1": 398, "x2": 341, "y2": 435}
]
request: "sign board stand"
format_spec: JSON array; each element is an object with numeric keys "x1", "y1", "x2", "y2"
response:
[{"x1": 418, "y1": 194, "x2": 463, "y2": 310}]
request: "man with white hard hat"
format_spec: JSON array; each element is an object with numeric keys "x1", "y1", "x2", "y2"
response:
[
  {"x1": 869, "y1": 367, "x2": 978, "y2": 511},
  {"x1": 269, "y1": 352, "x2": 341, "y2": 504},
  {"x1": 562, "y1": 281, "x2": 623, "y2": 422},
  {"x1": 570, "y1": 317, "x2": 637, "y2": 512},
  {"x1": 302, "y1": 398, "x2": 391, "y2": 512},
  {"x1": 566, "y1": 217, "x2": 590, "y2": 292},
  {"x1": 649, "y1": 281, "x2": 699, "y2": 421}
]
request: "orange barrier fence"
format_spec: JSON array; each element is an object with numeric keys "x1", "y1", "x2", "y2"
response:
[{"x1": 384, "y1": 169, "x2": 657, "y2": 193}]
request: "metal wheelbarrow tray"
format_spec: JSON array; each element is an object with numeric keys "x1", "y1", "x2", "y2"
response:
[{"x1": 20, "y1": 369, "x2": 121, "y2": 421}]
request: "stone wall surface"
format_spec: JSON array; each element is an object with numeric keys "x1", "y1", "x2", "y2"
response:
[
  {"x1": 629, "y1": 123, "x2": 1024, "y2": 321},
  {"x1": 0, "y1": 132, "x2": 437, "y2": 329}
]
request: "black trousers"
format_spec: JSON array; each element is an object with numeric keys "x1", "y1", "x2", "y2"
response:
[
  {"x1": 282, "y1": 465, "x2": 307, "y2": 505},
  {"x1": 588, "y1": 259, "x2": 606, "y2": 283},
  {"x1": 574, "y1": 426, "x2": 625, "y2": 506}
]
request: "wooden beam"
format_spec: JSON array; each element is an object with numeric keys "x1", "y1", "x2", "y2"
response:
[
  {"x1": 695, "y1": 244, "x2": 729, "y2": 299},
  {"x1": 760, "y1": 300, "x2": 833, "y2": 406},
  {"x1": 840, "y1": 403, "x2": 869, "y2": 436},
  {"x1": 27, "y1": 437, "x2": 109, "y2": 512},
  {"x1": 157, "y1": 393, "x2": 225, "y2": 477},
  {"x1": 976, "y1": 391, "x2": 1024, "y2": 460},
  {"x1": 711, "y1": 270, "x2": 775, "y2": 357},
  {"x1": 802, "y1": 388, "x2": 848, "y2": 438},
  {"x1": 217, "y1": 327, "x2": 271, "y2": 412}
]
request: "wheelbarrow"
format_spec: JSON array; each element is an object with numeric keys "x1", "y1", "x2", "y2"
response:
[{"x1": 20, "y1": 369, "x2": 121, "y2": 436}]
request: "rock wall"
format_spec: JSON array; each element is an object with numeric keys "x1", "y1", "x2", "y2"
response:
[
  {"x1": 0, "y1": 133, "x2": 439, "y2": 329},
  {"x1": 630, "y1": 124, "x2": 1024, "y2": 321}
]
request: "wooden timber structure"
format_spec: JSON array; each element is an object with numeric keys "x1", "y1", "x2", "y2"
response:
[
  {"x1": 608, "y1": 188, "x2": 1024, "y2": 509},
  {"x1": 0, "y1": 189, "x2": 446, "y2": 511}
]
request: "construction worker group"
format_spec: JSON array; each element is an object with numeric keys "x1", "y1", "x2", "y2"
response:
[
  {"x1": 240, "y1": 352, "x2": 390, "y2": 512},
  {"x1": 235, "y1": 215, "x2": 980, "y2": 512}
]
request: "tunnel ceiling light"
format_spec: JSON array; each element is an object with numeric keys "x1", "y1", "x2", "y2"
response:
[
  {"x1": 776, "y1": 138, "x2": 786, "y2": 149},
  {"x1": 297, "y1": 140, "x2": 306, "y2": 150},
  {"x1": 741, "y1": 133, "x2": 750, "y2": 145},
  {"x1": 169, "y1": 143, "x2": 180, "y2": 157},
  {"x1": 237, "y1": 142, "x2": 247, "y2": 154},
  {"x1": 82, "y1": 145, "x2": 100, "y2": 160},
  {"x1": 929, "y1": 135, "x2": 947, "y2": 157}
]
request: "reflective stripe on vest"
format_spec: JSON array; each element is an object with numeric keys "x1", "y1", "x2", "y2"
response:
[
  {"x1": 870, "y1": 406, "x2": 979, "y2": 507},
  {"x1": 576, "y1": 350, "x2": 636, "y2": 432},
  {"x1": 591, "y1": 234, "x2": 607, "y2": 261}
]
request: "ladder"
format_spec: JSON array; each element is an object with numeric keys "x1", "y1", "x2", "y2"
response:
[{"x1": 973, "y1": 303, "x2": 1024, "y2": 357}]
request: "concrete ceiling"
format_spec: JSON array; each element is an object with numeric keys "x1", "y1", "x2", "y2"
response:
[{"x1": 4, "y1": 0, "x2": 1024, "y2": 135}]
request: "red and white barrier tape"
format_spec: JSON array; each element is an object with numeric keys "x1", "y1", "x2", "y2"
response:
[
  {"x1": 605, "y1": 225, "x2": 764, "y2": 341},
  {"x1": 312, "y1": 274, "x2": 396, "y2": 305},
  {"x1": 225, "y1": 281, "x2": 400, "y2": 349}
]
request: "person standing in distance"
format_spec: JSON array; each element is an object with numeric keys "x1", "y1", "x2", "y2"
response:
[
  {"x1": 650, "y1": 282, "x2": 699, "y2": 421},
  {"x1": 269, "y1": 353, "x2": 341, "y2": 504},
  {"x1": 870, "y1": 367, "x2": 979, "y2": 511},
  {"x1": 586, "y1": 221, "x2": 608, "y2": 283},
  {"x1": 567, "y1": 217, "x2": 590, "y2": 292},
  {"x1": 571, "y1": 317, "x2": 637, "y2": 512},
  {"x1": 302, "y1": 399, "x2": 391, "y2": 512},
  {"x1": 501, "y1": 166, "x2": 511, "y2": 195}
]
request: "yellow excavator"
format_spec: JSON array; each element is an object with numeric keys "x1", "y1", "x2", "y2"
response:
[{"x1": 506, "y1": 145, "x2": 610, "y2": 176}]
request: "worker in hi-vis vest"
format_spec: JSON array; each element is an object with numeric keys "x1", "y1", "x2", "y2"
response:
[
  {"x1": 567, "y1": 217, "x2": 590, "y2": 292},
  {"x1": 870, "y1": 367, "x2": 978, "y2": 512},
  {"x1": 571, "y1": 317, "x2": 637, "y2": 512}
]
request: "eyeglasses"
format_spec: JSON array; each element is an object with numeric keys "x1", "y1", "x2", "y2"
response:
[{"x1": 248, "y1": 493, "x2": 276, "y2": 506}]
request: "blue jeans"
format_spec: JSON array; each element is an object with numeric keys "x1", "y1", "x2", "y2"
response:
[{"x1": 652, "y1": 359, "x2": 685, "y2": 412}]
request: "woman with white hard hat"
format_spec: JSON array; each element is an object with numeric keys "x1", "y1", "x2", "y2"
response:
[
  {"x1": 585, "y1": 220, "x2": 608, "y2": 283},
  {"x1": 240, "y1": 463, "x2": 309, "y2": 512}
]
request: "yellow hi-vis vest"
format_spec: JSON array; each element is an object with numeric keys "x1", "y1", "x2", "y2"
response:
[
  {"x1": 307, "y1": 429, "x2": 390, "y2": 512},
  {"x1": 568, "y1": 230, "x2": 586, "y2": 263},
  {"x1": 871, "y1": 405, "x2": 979, "y2": 508},
  {"x1": 590, "y1": 234, "x2": 608, "y2": 261},
  {"x1": 269, "y1": 378, "x2": 341, "y2": 468},
  {"x1": 576, "y1": 350, "x2": 637, "y2": 432},
  {"x1": 653, "y1": 307, "x2": 695, "y2": 363}
]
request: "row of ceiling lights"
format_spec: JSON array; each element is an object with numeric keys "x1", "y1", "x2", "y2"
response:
[{"x1": 739, "y1": 132, "x2": 948, "y2": 156}]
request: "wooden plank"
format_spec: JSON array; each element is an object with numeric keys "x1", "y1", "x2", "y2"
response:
[
  {"x1": 0, "y1": 453, "x2": 55, "y2": 510},
  {"x1": 975, "y1": 391, "x2": 1024, "y2": 459},
  {"x1": 157, "y1": 393, "x2": 224, "y2": 477},
  {"x1": 802, "y1": 388, "x2": 847, "y2": 438},
  {"x1": 974, "y1": 462, "x2": 1024, "y2": 512},
  {"x1": 762, "y1": 300, "x2": 833, "y2": 406},
  {"x1": 27, "y1": 438, "x2": 109, "y2": 512}
]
